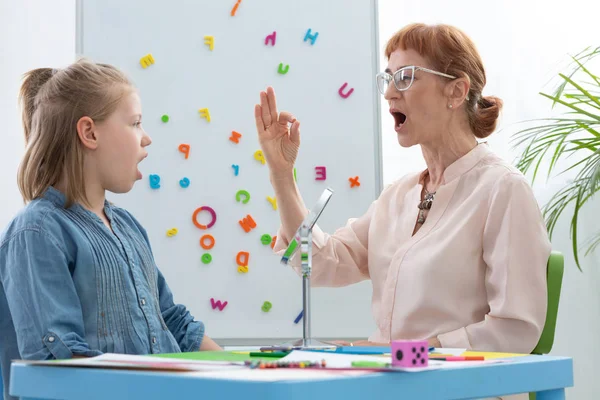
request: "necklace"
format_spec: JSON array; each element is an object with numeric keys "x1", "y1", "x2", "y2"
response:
[{"x1": 417, "y1": 178, "x2": 436, "y2": 224}]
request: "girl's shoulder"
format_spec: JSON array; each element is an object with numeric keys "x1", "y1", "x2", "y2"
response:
[{"x1": 0, "y1": 196, "x2": 68, "y2": 250}]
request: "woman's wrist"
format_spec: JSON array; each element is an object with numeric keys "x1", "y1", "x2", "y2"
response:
[{"x1": 269, "y1": 170, "x2": 295, "y2": 186}]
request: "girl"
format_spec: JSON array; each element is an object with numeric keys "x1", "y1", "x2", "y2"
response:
[{"x1": 0, "y1": 59, "x2": 220, "y2": 399}]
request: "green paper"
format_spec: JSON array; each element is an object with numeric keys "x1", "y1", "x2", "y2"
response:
[{"x1": 152, "y1": 351, "x2": 273, "y2": 362}]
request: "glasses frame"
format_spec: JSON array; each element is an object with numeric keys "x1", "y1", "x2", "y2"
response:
[{"x1": 376, "y1": 65, "x2": 457, "y2": 94}]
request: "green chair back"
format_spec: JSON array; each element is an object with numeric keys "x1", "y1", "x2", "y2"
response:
[{"x1": 532, "y1": 251, "x2": 564, "y2": 355}]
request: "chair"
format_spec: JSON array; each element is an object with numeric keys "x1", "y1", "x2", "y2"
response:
[
  {"x1": 529, "y1": 251, "x2": 564, "y2": 400},
  {"x1": 531, "y1": 251, "x2": 564, "y2": 355}
]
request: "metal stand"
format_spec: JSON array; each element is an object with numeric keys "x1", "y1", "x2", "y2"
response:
[
  {"x1": 279, "y1": 225, "x2": 337, "y2": 349},
  {"x1": 277, "y1": 188, "x2": 338, "y2": 350}
]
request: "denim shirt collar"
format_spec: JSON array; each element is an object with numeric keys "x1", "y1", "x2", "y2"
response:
[{"x1": 43, "y1": 186, "x2": 115, "y2": 222}]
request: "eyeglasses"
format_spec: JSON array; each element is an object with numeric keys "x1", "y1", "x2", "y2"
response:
[{"x1": 376, "y1": 66, "x2": 456, "y2": 95}]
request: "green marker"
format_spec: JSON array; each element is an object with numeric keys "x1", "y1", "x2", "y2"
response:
[
  {"x1": 351, "y1": 361, "x2": 390, "y2": 368},
  {"x1": 249, "y1": 351, "x2": 288, "y2": 358},
  {"x1": 281, "y1": 238, "x2": 298, "y2": 262}
]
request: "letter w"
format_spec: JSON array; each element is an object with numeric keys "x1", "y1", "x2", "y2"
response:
[{"x1": 210, "y1": 298, "x2": 228, "y2": 311}]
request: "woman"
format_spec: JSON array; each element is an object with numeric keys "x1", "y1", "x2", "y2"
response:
[{"x1": 254, "y1": 23, "x2": 550, "y2": 353}]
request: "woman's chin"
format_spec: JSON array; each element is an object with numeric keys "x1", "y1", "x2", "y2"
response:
[{"x1": 396, "y1": 133, "x2": 415, "y2": 148}]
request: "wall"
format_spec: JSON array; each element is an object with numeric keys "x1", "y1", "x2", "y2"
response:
[{"x1": 0, "y1": 0, "x2": 76, "y2": 228}]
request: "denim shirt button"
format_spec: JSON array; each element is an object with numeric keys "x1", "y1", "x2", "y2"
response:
[
  {"x1": 48, "y1": 336, "x2": 55, "y2": 343},
  {"x1": 141, "y1": 299, "x2": 146, "y2": 306},
  {"x1": 152, "y1": 337, "x2": 157, "y2": 344}
]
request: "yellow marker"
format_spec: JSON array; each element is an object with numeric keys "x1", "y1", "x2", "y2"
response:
[
  {"x1": 267, "y1": 196, "x2": 277, "y2": 210},
  {"x1": 237, "y1": 265, "x2": 249, "y2": 273},
  {"x1": 140, "y1": 54, "x2": 155, "y2": 69},
  {"x1": 198, "y1": 108, "x2": 211, "y2": 122},
  {"x1": 204, "y1": 35, "x2": 214, "y2": 51},
  {"x1": 254, "y1": 150, "x2": 265, "y2": 165},
  {"x1": 166, "y1": 228, "x2": 178, "y2": 237}
]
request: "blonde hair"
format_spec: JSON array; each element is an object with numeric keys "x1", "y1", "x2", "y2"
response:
[
  {"x1": 18, "y1": 59, "x2": 133, "y2": 207},
  {"x1": 385, "y1": 23, "x2": 503, "y2": 139}
]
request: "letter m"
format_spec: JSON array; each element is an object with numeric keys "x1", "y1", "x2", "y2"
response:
[{"x1": 239, "y1": 215, "x2": 257, "y2": 233}]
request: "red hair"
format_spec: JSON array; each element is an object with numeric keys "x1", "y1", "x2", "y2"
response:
[{"x1": 385, "y1": 23, "x2": 503, "y2": 139}]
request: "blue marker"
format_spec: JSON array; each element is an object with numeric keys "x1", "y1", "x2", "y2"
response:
[
  {"x1": 232, "y1": 164, "x2": 240, "y2": 176},
  {"x1": 294, "y1": 310, "x2": 303, "y2": 324}
]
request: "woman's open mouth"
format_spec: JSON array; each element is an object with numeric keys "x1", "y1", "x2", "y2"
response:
[{"x1": 391, "y1": 109, "x2": 407, "y2": 132}]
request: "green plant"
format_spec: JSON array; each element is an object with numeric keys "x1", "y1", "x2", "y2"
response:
[{"x1": 510, "y1": 46, "x2": 600, "y2": 270}]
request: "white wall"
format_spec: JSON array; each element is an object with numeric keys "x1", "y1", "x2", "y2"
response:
[
  {"x1": 1, "y1": 0, "x2": 598, "y2": 398},
  {"x1": 378, "y1": 0, "x2": 600, "y2": 398},
  {"x1": 0, "y1": 0, "x2": 76, "y2": 229}
]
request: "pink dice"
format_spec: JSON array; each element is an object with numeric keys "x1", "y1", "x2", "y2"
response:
[{"x1": 391, "y1": 340, "x2": 429, "y2": 367}]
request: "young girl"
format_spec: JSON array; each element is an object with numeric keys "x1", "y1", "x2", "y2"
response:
[{"x1": 0, "y1": 59, "x2": 220, "y2": 398}]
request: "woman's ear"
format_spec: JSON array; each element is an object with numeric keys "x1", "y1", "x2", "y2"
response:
[
  {"x1": 76, "y1": 116, "x2": 98, "y2": 150},
  {"x1": 444, "y1": 75, "x2": 471, "y2": 108}
]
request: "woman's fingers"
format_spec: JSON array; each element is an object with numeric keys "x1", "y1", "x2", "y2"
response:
[
  {"x1": 260, "y1": 91, "x2": 272, "y2": 128},
  {"x1": 266, "y1": 86, "x2": 278, "y2": 123},
  {"x1": 330, "y1": 341, "x2": 351, "y2": 346},
  {"x1": 277, "y1": 111, "x2": 295, "y2": 127},
  {"x1": 290, "y1": 120, "x2": 300, "y2": 146},
  {"x1": 254, "y1": 104, "x2": 266, "y2": 136}
]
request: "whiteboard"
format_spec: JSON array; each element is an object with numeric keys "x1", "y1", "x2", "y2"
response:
[{"x1": 77, "y1": 0, "x2": 382, "y2": 340}]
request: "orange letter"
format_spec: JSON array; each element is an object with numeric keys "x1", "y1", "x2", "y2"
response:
[
  {"x1": 239, "y1": 214, "x2": 257, "y2": 233},
  {"x1": 236, "y1": 251, "x2": 249, "y2": 266}
]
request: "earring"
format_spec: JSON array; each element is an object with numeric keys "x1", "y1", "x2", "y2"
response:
[{"x1": 448, "y1": 104, "x2": 453, "y2": 109}]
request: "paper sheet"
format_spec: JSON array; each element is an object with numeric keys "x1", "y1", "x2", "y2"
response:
[
  {"x1": 281, "y1": 350, "x2": 508, "y2": 372},
  {"x1": 183, "y1": 367, "x2": 371, "y2": 381},
  {"x1": 14, "y1": 353, "x2": 245, "y2": 372},
  {"x1": 462, "y1": 351, "x2": 527, "y2": 359},
  {"x1": 280, "y1": 350, "x2": 443, "y2": 372},
  {"x1": 430, "y1": 348, "x2": 467, "y2": 356}
]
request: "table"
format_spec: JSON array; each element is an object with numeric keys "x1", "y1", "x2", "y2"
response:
[{"x1": 9, "y1": 352, "x2": 573, "y2": 400}]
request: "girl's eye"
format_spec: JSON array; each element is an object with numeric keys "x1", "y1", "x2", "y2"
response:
[{"x1": 134, "y1": 121, "x2": 142, "y2": 127}]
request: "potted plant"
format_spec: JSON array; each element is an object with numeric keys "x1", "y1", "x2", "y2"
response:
[{"x1": 510, "y1": 46, "x2": 600, "y2": 270}]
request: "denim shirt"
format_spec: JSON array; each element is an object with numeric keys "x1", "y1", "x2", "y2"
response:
[{"x1": 0, "y1": 187, "x2": 205, "y2": 399}]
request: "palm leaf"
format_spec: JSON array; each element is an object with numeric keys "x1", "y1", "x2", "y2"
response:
[{"x1": 510, "y1": 46, "x2": 600, "y2": 270}]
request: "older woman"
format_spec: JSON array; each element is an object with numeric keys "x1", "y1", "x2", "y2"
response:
[{"x1": 254, "y1": 23, "x2": 550, "y2": 354}]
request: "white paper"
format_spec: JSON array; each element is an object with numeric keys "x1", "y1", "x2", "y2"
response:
[
  {"x1": 280, "y1": 350, "x2": 506, "y2": 372},
  {"x1": 280, "y1": 350, "x2": 440, "y2": 372},
  {"x1": 183, "y1": 368, "x2": 371, "y2": 381},
  {"x1": 430, "y1": 348, "x2": 467, "y2": 356},
  {"x1": 15, "y1": 353, "x2": 245, "y2": 371}
]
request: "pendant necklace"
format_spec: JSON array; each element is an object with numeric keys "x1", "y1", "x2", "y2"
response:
[{"x1": 417, "y1": 175, "x2": 436, "y2": 224}]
